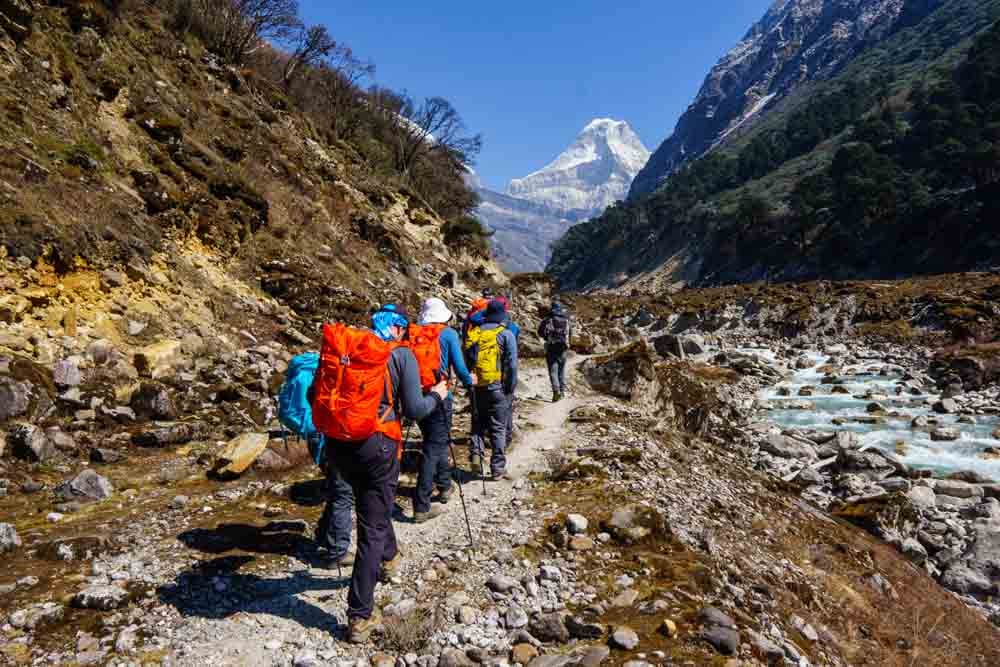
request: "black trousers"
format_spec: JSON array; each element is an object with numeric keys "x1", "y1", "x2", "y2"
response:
[
  {"x1": 327, "y1": 432, "x2": 400, "y2": 621},
  {"x1": 414, "y1": 395, "x2": 453, "y2": 514}
]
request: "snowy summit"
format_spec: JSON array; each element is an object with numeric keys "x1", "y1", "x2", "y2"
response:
[{"x1": 506, "y1": 118, "x2": 650, "y2": 217}]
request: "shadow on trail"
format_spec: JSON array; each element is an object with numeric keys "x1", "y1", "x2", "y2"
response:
[{"x1": 159, "y1": 537, "x2": 350, "y2": 636}]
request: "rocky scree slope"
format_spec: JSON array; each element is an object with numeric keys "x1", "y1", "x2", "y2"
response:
[
  {"x1": 0, "y1": 0, "x2": 503, "y2": 329},
  {"x1": 548, "y1": 0, "x2": 1000, "y2": 292}
]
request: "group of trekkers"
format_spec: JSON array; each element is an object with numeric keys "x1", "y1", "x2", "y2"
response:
[{"x1": 281, "y1": 290, "x2": 573, "y2": 643}]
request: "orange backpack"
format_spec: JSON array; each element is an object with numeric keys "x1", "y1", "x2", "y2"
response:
[
  {"x1": 311, "y1": 323, "x2": 402, "y2": 443},
  {"x1": 408, "y1": 323, "x2": 447, "y2": 390}
]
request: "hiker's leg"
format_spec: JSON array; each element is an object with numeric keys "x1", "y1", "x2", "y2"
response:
[
  {"x1": 317, "y1": 465, "x2": 353, "y2": 558},
  {"x1": 558, "y1": 350, "x2": 569, "y2": 395},
  {"x1": 505, "y1": 394, "x2": 515, "y2": 449},
  {"x1": 487, "y1": 388, "x2": 509, "y2": 476},
  {"x1": 546, "y1": 348, "x2": 560, "y2": 394},
  {"x1": 382, "y1": 435, "x2": 400, "y2": 563},
  {"x1": 470, "y1": 388, "x2": 488, "y2": 458},
  {"x1": 414, "y1": 400, "x2": 447, "y2": 514},
  {"x1": 332, "y1": 434, "x2": 393, "y2": 621},
  {"x1": 434, "y1": 396, "x2": 455, "y2": 491}
]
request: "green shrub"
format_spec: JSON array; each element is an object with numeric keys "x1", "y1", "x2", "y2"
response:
[{"x1": 442, "y1": 216, "x2": 492, "y2": 256}]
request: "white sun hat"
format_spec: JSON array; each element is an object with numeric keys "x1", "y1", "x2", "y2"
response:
[{"x1": 419, "y1": 297, "x2": 454, "y2": 325}]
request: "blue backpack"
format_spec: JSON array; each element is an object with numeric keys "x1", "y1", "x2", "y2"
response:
[{"x1": 278, "y1": 352, "x2": 325, "y2": 466}]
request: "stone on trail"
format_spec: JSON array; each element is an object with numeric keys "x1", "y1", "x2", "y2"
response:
[
  {"x1": 566, "y1": 616, "x2": 605, "y2": 640},
  {"x1": 131, "y1": 422, "x2": 200, "y2": 447},
  {"x1": 9, "y1": 422, "x2": 56, "y2": 462},
  {"x1": 604, "y1": 504, "x2": 667, "y2": 544},
  {"x1": 659, "y1": 618, "x2": 677, "y2": 638},
  {"x1": 72, "y1": 584, "x2": 129, "y2": 611},
  {"x1": 698, "y1": 607, "x2": 736, "y2": 629},
  {"x1": 747, "y1": 630, "x2": 784, "y2": 662},
  {"x1": 213, "y1": 432, "x2": 269, "y2": 476},
  {"x1": 701, "y1": 626, "x2": 740, "y2": 656},
  {"x1": 54, "y1": 469, "x2": 114, "y2": 502},
  {"x1": 530, "y1": 612, "x2": 570, "y2": 643},
  {"x1": 511, "y1": 643, "x2": 539, "y2": 665},
  {"x1": 610, "y1": 626, "x2": 639, "y2": 650},
  {"x1": 611, "y1": 589, "x2": 640, "y2": 607},
  {"x1": 487, "y1": 573, "x2": 519, "y2": 593},
  {"x1": 438, "y1": 648, "x2": 475, "y2": 667},
  {"x1": 992, "y1": 428, "x2": 1000, "y2": 440},
  {"x1": 569, "y1": 535, "x2": 595, "y2": 551},
  {"x1": 0, "y1": 522, "x2": 21, "y2": 552},
  {"x1": 566, "y1": 513, "x2": 588, "y2": 534},
  {"x1": 574, "y1": 646, "x2": 611, "y2": 667},
  {"x1": 506, "y1": 604, "x2": 529, "y2": 629},
  {"x1": 90, "y1": 448, "x2": 122, "y2": 464},
  {"x1": 9, "y1": 602, "x2": 65, "y2": 630}
]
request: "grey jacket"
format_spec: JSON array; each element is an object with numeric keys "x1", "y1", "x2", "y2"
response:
[{"x1": 384, "y1": 346, "x2": 441, "y2": 422}]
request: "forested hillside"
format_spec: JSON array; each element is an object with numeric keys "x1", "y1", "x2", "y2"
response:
[{"x1": 548, "y1": 0, "x2": 1000, "y2": 292}]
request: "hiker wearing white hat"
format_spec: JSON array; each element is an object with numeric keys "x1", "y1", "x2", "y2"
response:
[
  {"x1": 407, "y1": 298, "x2": 476, "y2": 522},
  {"x1": 419, "y1": 297, "x2": 454, "y2": 325}
]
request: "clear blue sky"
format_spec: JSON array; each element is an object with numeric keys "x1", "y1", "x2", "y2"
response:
[{"x1": 298, "y1": 1, "x2": 773, "y2": 192}]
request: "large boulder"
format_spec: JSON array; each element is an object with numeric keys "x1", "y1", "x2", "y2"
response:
[
  {"x1": 940, "y1": 564, "x2": 995, "y2": 597},
  {"x1": 54, "y1": 469, "x2": 113, "y2": 503},
  {"x1": 761, "y1": 433, "x2": 817, "y2": 460},
  {"x1": 9, "y1": 422, "x2": 56, "y2": 461},
  {"x1": 581, "y1": 341, "x2": 659, "y2": 407},
  {"x1": 213, "y1": 433, "x2": 269, "y2": 477}
]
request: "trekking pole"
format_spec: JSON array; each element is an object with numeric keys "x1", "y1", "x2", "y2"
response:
[
  {"x1": 470, "y1": 387, "x2": 487, "y2": 496},
  {"x1": 447, "y1": 435, "x2": 475, "y2": 552}
]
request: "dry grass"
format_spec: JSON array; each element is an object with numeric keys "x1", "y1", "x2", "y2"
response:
[{"x1": 380, "y1": 607, "x2": 440, "y2": 653}]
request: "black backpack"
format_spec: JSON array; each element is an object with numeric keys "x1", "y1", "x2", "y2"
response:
[{"x1": 545, "y1": 316, "x2": 569, "y2": 347}]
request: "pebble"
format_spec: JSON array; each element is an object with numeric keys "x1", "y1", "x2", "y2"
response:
[{"x1": 611, "y1": 626, "x2": 640, "y2": 650}]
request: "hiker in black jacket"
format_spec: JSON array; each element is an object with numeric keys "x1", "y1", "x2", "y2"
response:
[{"x1": 537, "y1": 302, "x2": 572, "y2": 402}]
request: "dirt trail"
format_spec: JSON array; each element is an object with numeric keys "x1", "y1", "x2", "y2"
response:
[{"x1": 163, "y1": 357, "x2": 587, "y2": 666}]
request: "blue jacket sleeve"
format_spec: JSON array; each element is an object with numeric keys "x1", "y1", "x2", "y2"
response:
[
  {"x1": 441, "y1": 328, "x2": 474, "y2": 388},
  {"x1": 501, "y1": 330, "x2": 518, "y2": 395}
]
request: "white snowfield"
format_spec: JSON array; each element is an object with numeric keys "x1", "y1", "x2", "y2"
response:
[{"x1": 505, "y1": 118, "x2": 650, "y2": 217}]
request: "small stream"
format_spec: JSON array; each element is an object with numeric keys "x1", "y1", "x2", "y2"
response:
[{"x1": 754, "y1": 349, "x2": 1000, "y2": 479}]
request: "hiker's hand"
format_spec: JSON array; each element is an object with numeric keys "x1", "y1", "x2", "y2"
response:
[
  {"x1": 470, "y1": 372, "x2": 478, "y2": 386},
  {"x1": 432, "y1": 380, "x2": 448, "y2": 400}
]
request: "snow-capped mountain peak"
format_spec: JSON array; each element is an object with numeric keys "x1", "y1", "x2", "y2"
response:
[{"x1": 505, "y1": 118, "x2": 650, "y2": 217}]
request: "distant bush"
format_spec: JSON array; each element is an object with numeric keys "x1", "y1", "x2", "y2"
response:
[{"x1": 442, "y1": 216, "x2": 492, "y2": 257}]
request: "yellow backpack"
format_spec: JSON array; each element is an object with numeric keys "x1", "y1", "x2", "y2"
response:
[{"x1": 464, "y1": 326, "x2": 505, "y2": 386}]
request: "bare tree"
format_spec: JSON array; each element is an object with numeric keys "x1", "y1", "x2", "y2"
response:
[
  {"x1": 281, "y1": 23, "x2": 337, "y2": 89},
  {"x1": 170, "y1": 0, "x2": 300, "y2": 64},
  {"x1": 375, "y1": 94, "x2": 482, "y2": 176}
]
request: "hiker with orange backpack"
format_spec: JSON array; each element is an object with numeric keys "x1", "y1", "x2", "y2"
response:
[
  {"x1": 311, "y1": 304, "x2": 447, "y2": 643},
  {"x1": 408, "y1": 297, "x2": 476, "y2": 523}
]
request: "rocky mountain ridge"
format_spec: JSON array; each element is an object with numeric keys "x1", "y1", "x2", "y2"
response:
[
  {"x1": 476, "y1": 119, "x2": 649, "y2": 273},
  {"x1": 508, "y1": 119, "x2": 649, "y2": 217},
  {"x1": 548, "y1": 0, "x2": 1000, "y2": 292},
  {"x1": 630, "y1": 0, "x2": 937, "y2": 198}
]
